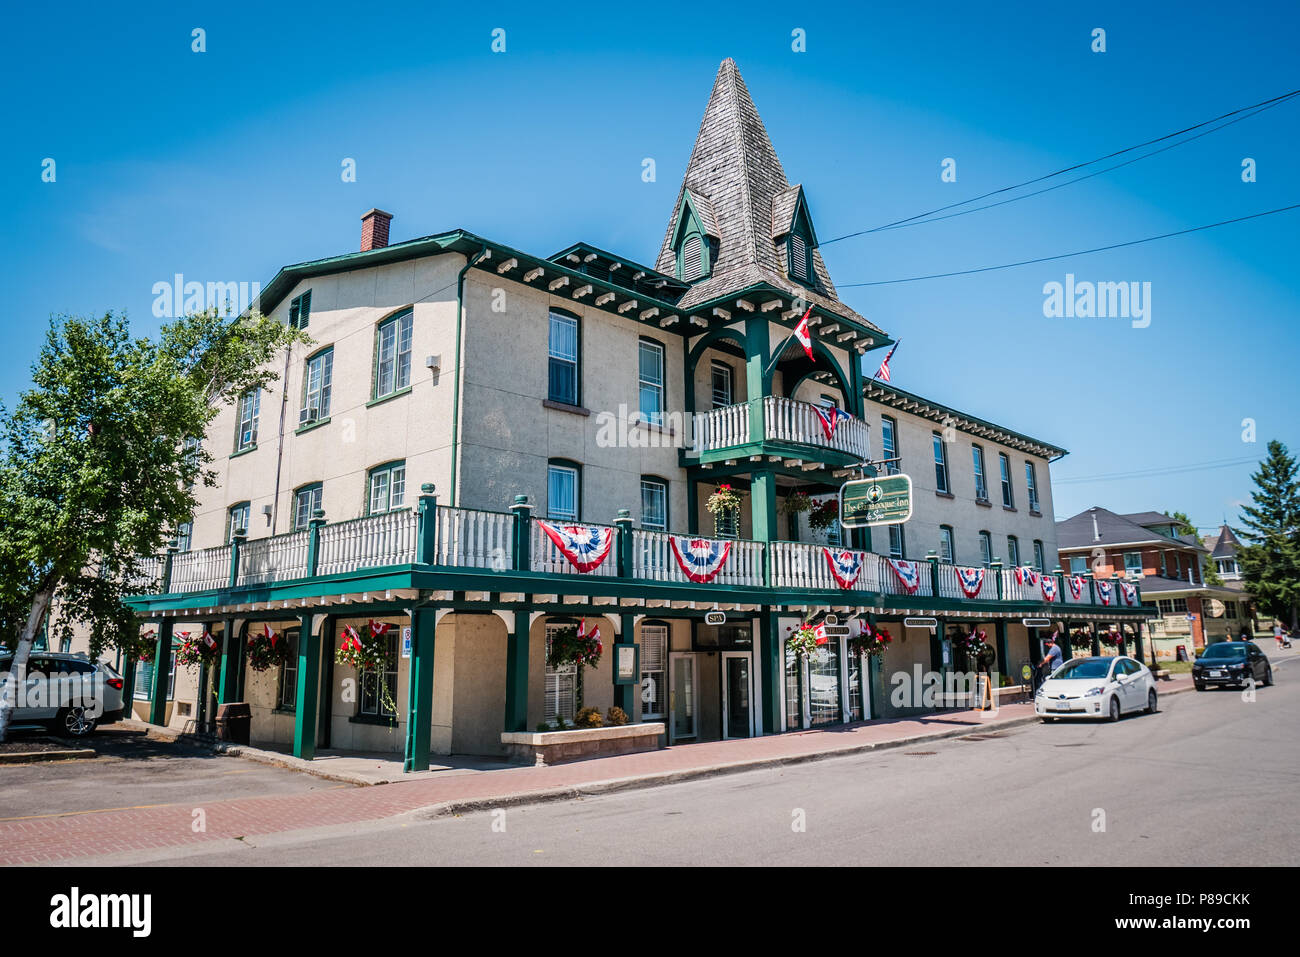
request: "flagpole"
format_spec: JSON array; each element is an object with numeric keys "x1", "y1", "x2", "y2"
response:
[
  {"x1": 762, "y1": 331, "x2": 795, "y2": 378},
  {"x1": 869, "y1": 338, "x2": 901, "y2": 381}
]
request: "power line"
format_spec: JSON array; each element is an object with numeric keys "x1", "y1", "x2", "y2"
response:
[
  {"x1": 837, "y1": 203, "x2": 1300, "y2": 287},
  {"x1": 822, "y1": 89, "x2": 1300, "y2": 245},
  {"x1": 1055, "y1": 456, "x2": 1260, "y2": 485}
]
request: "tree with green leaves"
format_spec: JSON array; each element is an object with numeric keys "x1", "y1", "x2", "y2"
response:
[
  {"x1": 1234, "y1": 440, "x2": 1300, "y2": 629},
  {"x1": 1164, "y1": 509, "x2": 1223, "y2": 585},
  {"x1": 0, "y1": 309, "x2": 305, "y2": 741}
]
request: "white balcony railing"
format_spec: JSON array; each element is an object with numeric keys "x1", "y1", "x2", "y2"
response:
[
  {"x1": 632, "y1": 530, "x2": 765, "y2": 587},
  {"x1": 531, "y1": 519, "x2": 617, "y2": 576},
  {"x1": 169, "y1": 545, "x2": 232, "y2": 593},
  {"x1": 434, "y1": 506, "x2": 513, "y2": 570},
  {"x1": 316, "y1": 510, "x2": 418, "y2": 577},
  {"x1": 238, "y1": 530, "x2": 310, "y2": 585},
  {"x1": 693, "y1": 397, "x2": 870, "y2": 460}
]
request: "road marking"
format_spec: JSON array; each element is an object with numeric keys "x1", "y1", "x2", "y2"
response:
[{"x1": 0, "y1": 802, "x2": 174, "y2": 823}]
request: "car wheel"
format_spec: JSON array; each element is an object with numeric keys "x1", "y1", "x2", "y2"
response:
[
  {"x1": 1040, "y1": 716, "x2": 1055, "y2": 723},
  {"x1": 1108, "y1": 696, "x2": 1121, "y2": 722},
  {"x1": 1145, "y1": 689, "x2": 1157, "y2": 714},
  {"x1": 56, "y1": 707, "x2": 97, "y2": 738},
  {"x1": 1195, "y1": 682, "x2": 1205, "y2": 691},
  {"x1": 1263, "y1": 666, "x2": 1273, "y2": 687}
]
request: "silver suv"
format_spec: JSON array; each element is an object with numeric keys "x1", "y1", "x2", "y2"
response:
[{"x1": 0, "y1": 652, "x2": 128, "y2": 738}]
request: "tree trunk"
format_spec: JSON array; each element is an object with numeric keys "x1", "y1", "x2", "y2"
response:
[{"x1": 0, "y1": 586, "x2": 55, "y2": 743}]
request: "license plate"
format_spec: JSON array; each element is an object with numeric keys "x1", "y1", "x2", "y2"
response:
[
  {"x1": 1053, "y1": 701, "x2": 1071, "y2": 712},
  {"x1": 1210, "y1": 670, "x2": 1223, "y2": 677}
]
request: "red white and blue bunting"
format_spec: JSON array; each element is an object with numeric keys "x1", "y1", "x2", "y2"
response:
[
  {"x1": 1095, "y1": 580, "x2": 1114, "y2": 606},
  {"x1": 669, "y1": 536, "x2": 733, "y2": 583},
  {"x1": 888, "y1": 558, "x2": 922, "y2": 594},
  {"x1": 1067, "y1": 575, "x2": 1086, "y2": 600},
  {"x1": 1119, "y1": 582, "x2": 1138, "y2": 606},
  {"x1": 956, "y1": 566, "x2": 986, "y2": 598},
  {"x1": 537, "y1": 521, "x2": 614, "y2": 574},
  {"x1": 823, "y1": 548, "x2": 864, "y2": 589},
  {"x1": 1041, "y1": 576, "x2": 1058, "y2": 602},
  {"x1": 813, "y1": 404, "x2": 852, "y2": 440},
  {"x1": 1014, "y1": 566, "x2": 1039, "y2": 588}
]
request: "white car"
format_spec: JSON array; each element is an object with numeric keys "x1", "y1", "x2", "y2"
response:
[
  {"x1": 0, "y1": 651, "x2": 128, "y2": 737},
  {"x1": 1035, "y1": 655, "x2": 1157, "y2": 722}
]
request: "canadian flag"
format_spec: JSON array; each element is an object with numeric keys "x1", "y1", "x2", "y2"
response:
[{"x1": 793, "y1": 307, "x2": 814, "y2": 361}]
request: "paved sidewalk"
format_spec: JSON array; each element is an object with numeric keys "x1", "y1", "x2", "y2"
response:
[{"x1": 0, "y1": 678, "x2": 1193, "y2": 865}]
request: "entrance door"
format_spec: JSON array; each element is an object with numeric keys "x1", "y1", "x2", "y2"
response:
[
  {"x1": 668, "y1": 653, "x2": 697, "y2": 743},
  {"x1": 721, "y1": 652, "x2": 754, "y2": 738}
]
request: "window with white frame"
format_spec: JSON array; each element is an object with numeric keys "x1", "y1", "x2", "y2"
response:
[
  {"x1": 303, "y1": 348, "x2": 333, "y2": 421},
  {"x1": 544, "y1": 621, "x2": 578, "y2": 725},
  {"x1": 972, "y1": 445, "x2": 988, "y2": 501},
  {"x1": 880, "y1": 416, "x2": 899, "y2": 474},
  {"x1": 999, "y1": 453, "x2": 1013, "y2": 508},
  {"x1": 227, "y1": 502, "x2": 250, "y2": 543},
  {"x1": 374, "y1": 310, "x2": 413, "y2": 399},
  {"x1": 175, "y1": 521, "x2": 193, "y2": 552},
  {"x1": 1069, "y1": 556, "x2": 1087, "y2": 575},
  {"x1": 1124, "y1": 551, "x2": 1143, "y2": 576},
  {"x1": 548, "y1": 310, "x2": 579, "y2": 405},
  {"x1": 1033, "y1": 540, "x2": 1045, "y2": 572},
  {"x1": 979, "y1": 531, "x2": 992, "y2": 567},
  {"x1": 358, "y1": 630, "x2": 398, "y2": 718},
  {"x1": 711, "y1": 360, "x2": 733, "y2": 409},
  {"x1": 547, "y1": 463, "x2": 579, "y2": 522},
  {"x1": 888, "y1": 524, "x2": 906, "y2": 559},
  {"x1": 939, "y1": 525, "x2": 955, "y2": 563},
  {"x1": 932, "y1": 433, "x2": 949, "y2": 493},
  {"x1": 278, "y1": 629, "x2": 299, "y2": 710},
  {"x1": 294, "y1": 484, "x2": 323, "y2": 530},
  {"x1": 638, "y1": 339, "x2": 665, "y2": 426},
  {"x1": 235, "y1": 389, "x2": 260, "y2": 452},
  {"x1": 367, "y1": 462, "x2": 406, "y2": 514},
  {"x1": 1007, "y1": 535, "x2": 1020, "y2": 567},
  {"x1": 1025, "y1": 461, "x2": 1040, "y2": 512},
  {"x1": 640, "y1": 477, "x2": 667, "y2": 531},
  {"x1": 639, "y1": 623, "x2": 667, "y2": 719}
]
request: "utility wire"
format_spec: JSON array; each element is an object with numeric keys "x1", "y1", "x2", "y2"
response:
[
  {"x1": 838, "y1": 203, "x2": 1300, "y2": 287},
  {"x1": 1055, "y1": 456, "x2": 1261, "y2": 485},
  {"x1": 822, "y1": 89, "x2": 1300, "y2": 245}
]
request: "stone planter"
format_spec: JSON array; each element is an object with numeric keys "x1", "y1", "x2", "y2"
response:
[{"x1": 500, "y1": 722, "x2": 665, "y2": 767}]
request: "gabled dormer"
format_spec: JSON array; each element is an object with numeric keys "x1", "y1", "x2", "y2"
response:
[
  {"x1": 670, "y1": 189, "x2": 719, "y2": 283},
  {"x1": 772, "y1": 185, "x2": 818, "y2": 287}
]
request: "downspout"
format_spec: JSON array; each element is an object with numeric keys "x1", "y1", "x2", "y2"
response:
[
  {"x1": 269, "y1": 345, "x2": 293, "y2": 533},
  {"x1": 449, "y1": 246, "x2": 488, "y2": 507}
]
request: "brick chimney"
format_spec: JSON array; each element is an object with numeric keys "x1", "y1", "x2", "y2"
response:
[{"x1": 360, "y1": 208, "x2": 393, "y2": 251}]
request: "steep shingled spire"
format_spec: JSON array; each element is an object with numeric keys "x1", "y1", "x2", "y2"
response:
[{"x1": 656, "y1": 59, "x2": 879, "y2": 334}]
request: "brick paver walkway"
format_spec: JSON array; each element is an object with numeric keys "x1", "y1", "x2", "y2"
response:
[{"x1": 0, "y1": 681, "x2": 1191, "y2": 864}]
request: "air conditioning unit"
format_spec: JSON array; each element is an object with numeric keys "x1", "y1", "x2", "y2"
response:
[{"x1": 299, "y1": 406, "x2": 318, "y2": 426}]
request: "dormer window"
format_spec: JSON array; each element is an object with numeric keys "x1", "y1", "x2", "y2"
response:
[
  {"x1": 671, "y1": 190, "x2": 716, "y2": 283},
  {"x1": 788, "y1": 232, "x2": 809, "y2": 281},
  {"x1": 681, "y1": 233, "x2": 704, "y2": 281}
]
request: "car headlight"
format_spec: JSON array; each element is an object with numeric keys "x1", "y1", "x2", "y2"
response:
[
  {"x1": 1035, "y1": 686, "x2": 1045, "y2": 696},
  {"x1": 1084, "y1": 686, "x2": 1104, "y2": 697}
]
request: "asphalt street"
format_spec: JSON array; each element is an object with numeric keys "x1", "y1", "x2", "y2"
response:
[{"x1": 101, "y1": 655, "x2": 1298, "y2": 867}]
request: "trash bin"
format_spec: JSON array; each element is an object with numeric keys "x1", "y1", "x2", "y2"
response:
[{"x1": 215, "y1": 702, "x2": 251, "y2": 744}]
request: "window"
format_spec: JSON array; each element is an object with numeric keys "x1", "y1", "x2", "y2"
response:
[
  {"x1": 1069, "y1": 556, "x2": 1087, "y2": 575},
  {"x1": 1173, "y1": 554, "x2": 1182, "y2": 579},
  {"x1": 638, "y1": 339, "x2": 665, "y2": 426},
  {"x1": 998, "y1": 453, "x2": 1013, "y2": 508},
  {"x1": 680, "y1": 234, "x2": 704, "y2": 281},
  {"x1": 547, "y1": 462, "x2": 579, "y2": 522},
  {"x1": 235, "y1": 389, "x2": 260, "y2": 452},
  {"x1": 133, "y1": 651, "x2": 176, "y2": 701},
  {"x1": 175, "y1": 521, "x2": 193, "y2": 552},
  {"x1": 1124, "y1": 551, "x2": 1143, "y2": 576},
  {"x1": 972, "y1": 445, "x2": 988, "y2": 501},
  {"x1": 888, "y1": 524, "x2": 906, "y2": 559},
  {"x1": 1159, "y1": 551, "x2": 1168, "y2": 576},
  {"x1": 880, "y1": 416, "x2": 899, "y2": 474},
  {"x1": 278, "y1": 629, "x2": 299, "y2": 710},
  {"x1": 1025, "y1": 462, "x2": 1040, "y2": 512},
  {"x1": 711, "y1": 361, "x2": 733, "y2": 408},
  {"x1": 932, "y1": 433, "x2": 949, "y2": 493},
  {"x1": 788, "y1": 233, "x2": 809, "y2": 281},
  {"x1": 939, "y1": 525, "x2": 954, "y2": 563},
  {"x1": 1007, "y1": 535, "x2": 1020, "y2": 567},
  {"x1": 979, "y1": 531, "x2": 992, "y2": 567},
  {"x1": 1033, "y1": 540, "x2": 1045, "y2": 572},
  {"x1": 548, "y1": 309, "x2": 579, "y2": 405},
  {"x1": 639, "y1": 623, "x2": 668, "y2": 719},
  {"x1": 288, "y1": 290, "x2": 312, "y2": 330},
  {"x1": 302, "y1": 348, "x2": 333, "y2": 422},
  {"x1": 367, "y1": 462, "x2": 407, "y2": 515},
  {"x1": 1158, "y1": 598, "x2": 1188, "y2": 616},
  {"x1": 227, "y1": 502, "x2": 250, "y2": 543},
  {"x1": 640, "y1": 477, "x2": 667, "y2": 531},
  {"x1": 374, "y1": 309, "x2": 413, "y2": 399},
  {"x1": 715, "y1": 509, "x2": 739, "y2": 539},
  {"x1": 359, "y1": 629, "x2": 398, "y2": 718},
  {"x1": 294, "y1": 484, "x2": 323, "y2": 531},
  {"x1": 544, "y1": 621, "x2": 578, "y2": 725}
]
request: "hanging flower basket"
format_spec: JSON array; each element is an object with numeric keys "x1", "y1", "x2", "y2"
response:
[
  {"x1": 136, "y1": 631, "x2": 157, "y2": 664},
  {"x1": 335, "y1": 621, "x2": 394, "y2": 672},
  {"x1": 175, "y1": 631, "x2": 219, "y2": 671},
  {"x1": 953, "y1": 628, "x2": 995, "y2": 668},
  {"x1": 787, "y1": 623, "x2": 820, "y2": 660},
  {"x1": 705, "y1": 483, "x2": 742, "y2": 520},
  {"x1": 807, "y1": 498, "x2": 839, "y2": 532},
  {"x1": 546, "y1": 624, "x2": 602, "y2": 670},
  {"x1": 849, "y1": 625, "x2": 891, "y2": 658},
  {"x1": 247, "y1": 625, "x2": 291, "y2": 673},
  {"x1": 782, "y1": 491, "x2": 812, "y2": 515}
]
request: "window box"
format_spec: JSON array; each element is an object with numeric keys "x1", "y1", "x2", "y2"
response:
[{"x1": 500, "y1": 722, "x2": 665, "y2": 767}]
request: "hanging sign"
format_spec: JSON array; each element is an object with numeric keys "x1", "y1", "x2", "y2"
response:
[{"x1": 839, "y1": 474, "x2": 913, "y2": 528}]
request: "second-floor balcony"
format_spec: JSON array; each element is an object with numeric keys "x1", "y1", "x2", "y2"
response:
[{"x1": 692, "y1": 396, "x2": 870, "y2": 465}]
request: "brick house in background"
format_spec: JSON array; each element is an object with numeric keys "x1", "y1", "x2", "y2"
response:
[
  {"x1": 1057, "y1": 507, "x2": 1243, "y2": 653},
  {"x1": 1201, "y1": 524, "x2": 1260, "y2": 636}
]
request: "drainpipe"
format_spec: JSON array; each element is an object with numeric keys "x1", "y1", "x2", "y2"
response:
[
  {"x1": 269, "y1": 345, "x2": 293, "y2": 534},
  {"x1": 449, "y1": 246, "x2": 488, "y2": 507}
]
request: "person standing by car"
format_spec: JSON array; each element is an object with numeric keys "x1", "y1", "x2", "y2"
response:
[{"x1": 1039, "y1": 632, "x2": 1064, "y2": 682}]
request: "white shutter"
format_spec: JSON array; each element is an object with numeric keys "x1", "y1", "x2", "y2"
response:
[{"x1": 682, "y1": 235, "x2": 703, "y2": 280}]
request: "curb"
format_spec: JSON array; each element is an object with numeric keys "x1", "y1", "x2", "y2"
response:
[{"x1": 0, "y1": 747, "x2": 95, "y2": 764}]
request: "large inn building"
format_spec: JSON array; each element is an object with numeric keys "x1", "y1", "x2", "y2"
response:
[{"x1": 84, "y1": 60, "x2": 1154, "y2": 768}]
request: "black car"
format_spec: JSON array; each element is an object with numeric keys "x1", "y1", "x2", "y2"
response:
[{"x1": 1193, "y1": 641, "x2": 1273, "y2": 690}]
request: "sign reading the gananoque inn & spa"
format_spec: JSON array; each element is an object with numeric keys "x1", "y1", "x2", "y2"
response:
[{"x1": 839, "y1": 474, "x2": 913, "y2": 528}]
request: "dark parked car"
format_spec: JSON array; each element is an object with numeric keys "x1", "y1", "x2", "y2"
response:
[{"x1": 1193, "y1": 641, "x2": 1273, "y2": 690}]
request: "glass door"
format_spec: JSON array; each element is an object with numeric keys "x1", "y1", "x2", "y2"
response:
[
  {"x1": 721, "y1": 652, "x2": 753, "y2": 738},
  {"x1": 668, "y1": 653, "x2": 697, "y2": 743}
]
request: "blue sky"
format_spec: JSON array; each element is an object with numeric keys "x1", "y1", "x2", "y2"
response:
[{"x1": 4, "y1": 1, "x2": 1297, "y2": 536}]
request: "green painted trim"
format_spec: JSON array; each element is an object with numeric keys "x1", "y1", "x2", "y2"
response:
[
  {"x1": 294, "y1": 416, "x2": 331, "y2": 436},
  {"x1": 405, "y1": 608, "x2": 436, "y2": 772},
  {"x1": 451, "y1": 247, "x2": 489, "y2": 507},
  {"x1": 366, "y1": 385, "x2": 412, "y2": 409},
  {"x1": 292, "y1": 613, "x2": 320, "y2": 760},
  {"x1": 229, "y1": 445, "x2": 257, "y2": 460},
  {"x1": 149, "y1": 620, "x2": 175, "y2": 725}
]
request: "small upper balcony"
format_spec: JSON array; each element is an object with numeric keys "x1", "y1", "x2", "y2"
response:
[{"x1": 691, "y1": 396, "x2": 870, "y2": 467}]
